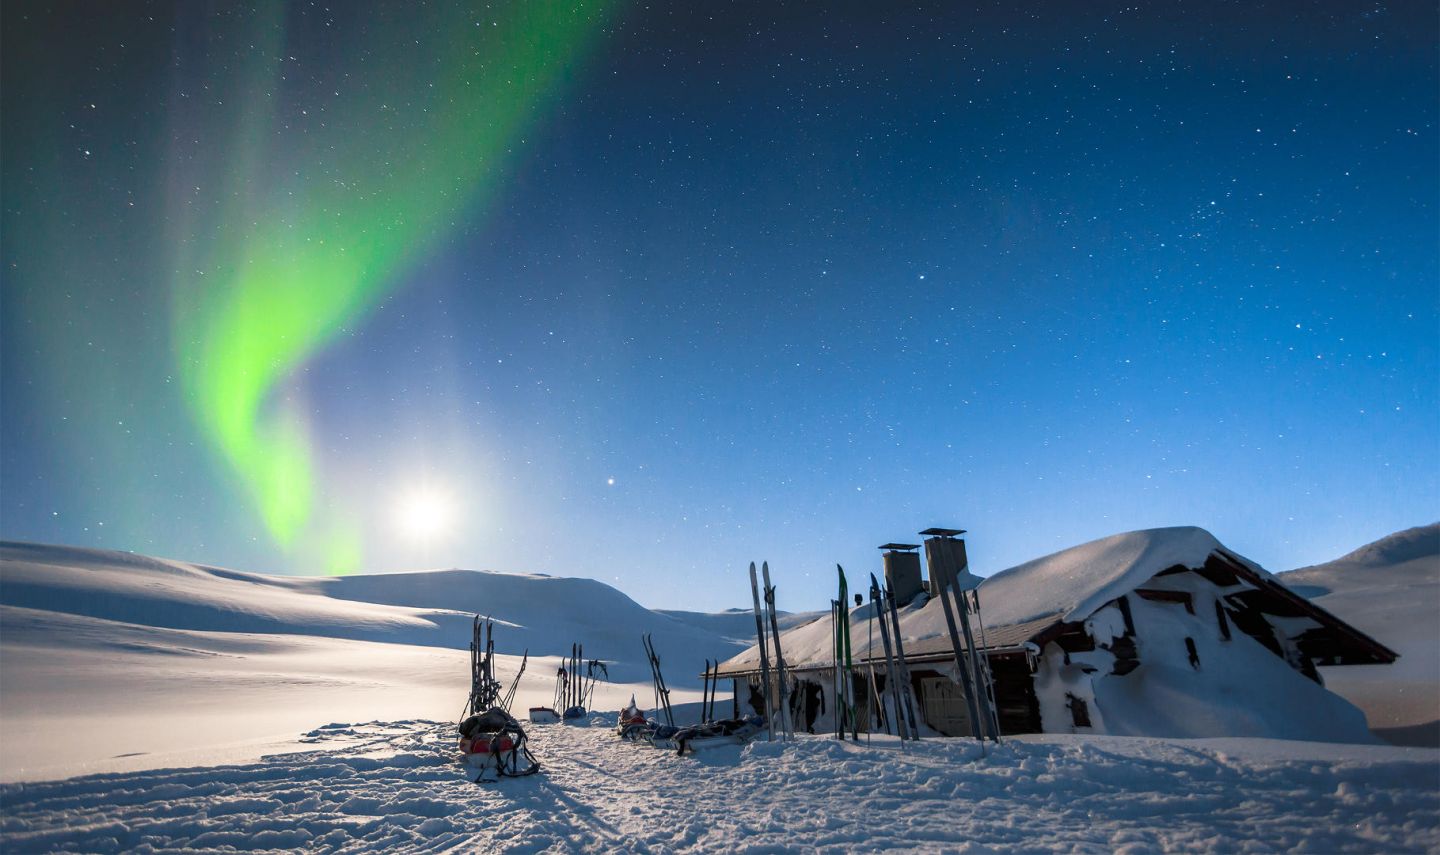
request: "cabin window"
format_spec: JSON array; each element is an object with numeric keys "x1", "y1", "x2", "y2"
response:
[
  {"x1": 1136, "y1": 588, "x2": 1195, "y2": 614},
  {"x1": 1065, "y1": 693, "x2": 1091, "y2": 728},
  {"x1": 1185, "y1": 637, "x2": 1201, "y2": 670},
  {"x1": 1214, "y1": 600, "x2": 1232, "y2": 640}
]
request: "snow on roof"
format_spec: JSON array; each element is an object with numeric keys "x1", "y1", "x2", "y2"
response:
[
  {"x1": 719, "y1": 526, "x2": 1231, "y2": 675},
  {"x1": 976, "y1": 526, "x2": 1224, "y2": 628}
]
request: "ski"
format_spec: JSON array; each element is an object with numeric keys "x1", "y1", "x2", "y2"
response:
[
  {"x1": 561, "y1": 643, "x2": 585, "y2": 719},
  {"x1": 967, "y1": 588, "x2": 1004, "y2": 742},
  {"x1": 884, "y1": 582, "x2": 921, "y2": 740},
  {"x1": 837, "y1": 565, "x2": 857, "y2": 740},
  {"x1": 575, "y1": 644, "x2": 584, "y2": 714},
  {"x1": 642, "y1": 633, "x2": 674, "y2": 726},
  {"x1": 831, "y1": 599, "x2": 843, "y2": 739},
  {"x1": 464, "y1": 615, "x2": 503, "y2": 719},
  {"x1": 748, "y1": 561, "x2": 775, "y2": 741},
  {"x1": 761, "y1": 561, "x2": 793, "y2": 740},
  {"x1": 869, "y1": 573, "x2": 909, "y2": 741},
  {"x1": 951, "y1": 577, "x2": 995, "y2": 740},
  {"x1": 925, "y1": 536, "x2": 988, "y2": 740},
  {"x1": 701, "y1": 659, "x2": 711, "y2": 722},
  {"x1": 834, "y1": 585, "x2": 842, "y2": 739},
  {"x1": 703, "y1": 659, "x2": 720, "y2": 723},
  {"x1": 485, "y1": 619, "x2": 495, "y2": 704}
]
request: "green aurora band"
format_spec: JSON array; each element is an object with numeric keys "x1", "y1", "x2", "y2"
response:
[{"x1": 172, "y1": 3, "x2": 610, "y2": 573}]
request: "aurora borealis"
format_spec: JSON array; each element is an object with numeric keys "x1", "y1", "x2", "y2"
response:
[
  {"x1": 3, "y1": 1, "x2": 1437, "y2": 609},
  {"x1": 167, "y1": 2, "x2": 610, "y2": 573}
]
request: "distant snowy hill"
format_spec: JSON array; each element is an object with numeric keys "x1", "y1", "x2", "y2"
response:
[
  {"x1": 655, "y1": 607, "x2": 822, "y2": 644},
  {"x1": 0, "y1": 541, "x2": 747, "y2": 781},
  {"x1": 0, "y1": 541, "x2": 744, "y2": 681},
  {"x1": 1279, "y1": 523, "x2": 1440, "y2": 746}
]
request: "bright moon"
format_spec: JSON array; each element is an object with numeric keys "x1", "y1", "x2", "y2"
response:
[{"x1": 395, "y1": 488, "x2": 456, "y2": 540}]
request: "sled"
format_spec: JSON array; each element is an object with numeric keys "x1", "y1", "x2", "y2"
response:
[
  {"x1": 671, "y1": 716, "x2": 764, "y2": 756},
  {"x1": 676, "y1": 732, "x2": 753, "y2": 753},
  {"x1": 460, "y1": 708, "x2": 540, "y2": 783},
  {"x1": 643, "y1": 723, "x2": 681, "y2": 749},
  {"x1": 528, "y1": 706, "x2": 560, "y2": 724}
]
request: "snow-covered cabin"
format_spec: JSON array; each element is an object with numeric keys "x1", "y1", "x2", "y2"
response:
[{"x1": 715, "y1": 527, "x2": 1397, "y2": 742}]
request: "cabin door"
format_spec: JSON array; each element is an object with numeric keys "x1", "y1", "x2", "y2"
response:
[{"x1": 920, "y1": 676, "x2": 972, "y2": 737}]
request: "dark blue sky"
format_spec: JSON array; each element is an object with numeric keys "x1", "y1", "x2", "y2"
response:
[{"x1": 3, "y1": 1, "x2": 1436, "y2": 609}]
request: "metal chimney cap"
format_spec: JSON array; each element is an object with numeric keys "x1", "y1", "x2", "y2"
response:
[
  {"x1": 919, "y1": 527, "x2": 967, "y2": 537},
  {"x1": 878, "y1": 542, "x2": 920, "y2": 552}
]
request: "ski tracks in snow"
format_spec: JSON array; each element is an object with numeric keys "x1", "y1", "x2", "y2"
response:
[{"x1": 2, "y1": 719, "x2": 1437, "y2": 853}]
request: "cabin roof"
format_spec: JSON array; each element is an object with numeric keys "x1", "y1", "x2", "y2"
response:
[{"x1": 714, "y1": 527, "x2": 1397, "y2": 679}]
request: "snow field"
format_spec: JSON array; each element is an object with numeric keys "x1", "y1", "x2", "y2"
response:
[
  {"x1": 2, "y1": 717, "x2": 1435, "y2": 854},
  {"x1": 0, "y1": 541, "x2": 736, "y2": 781},
  {"x1": 0, "y1": 602, "x2": 710, "y2": 782}
]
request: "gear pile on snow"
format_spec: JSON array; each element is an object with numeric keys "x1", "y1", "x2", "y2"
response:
[
  {"x1": 458, "y1": 707, "x2": 540, "y2": 783},
  {"x1": 458, "y1": 614, "x2": 540, "y2": 782},
  {"x1": 616, "y1": 635, "x2": 767, "y2": 756},
  {"x1": 617, "y1": 639, "x2": 680, "y2": 746},
  {"x1": 670, "y1": 715, "x2": 764, "y2": 755}
]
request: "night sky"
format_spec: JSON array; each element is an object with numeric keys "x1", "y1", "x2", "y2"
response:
[{"x1": 3, "y1": 1, "x2": 1436, "y2": 610}]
